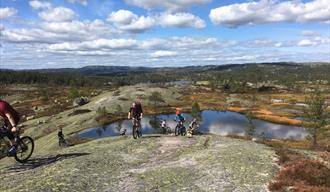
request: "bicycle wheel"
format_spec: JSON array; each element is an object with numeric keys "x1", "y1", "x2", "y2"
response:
[
  {"x1": 175, "y1": 125, "x2": 180, "y2": 136},
  {"x1": 137, "y1": 127, "x2": 142, "y2": 138},
  {"x1": 59, "y1": 137, "x2": 68, "y2": 147},
  {"x1": 15, "y1": 136, "x2": 34, "y2": 163},
  {"x1": 133, "y1": 126, "x2": 138, "y2": 139},
  {"x1": 181, "y1": 126, "x2": 186, "y2": 136}
]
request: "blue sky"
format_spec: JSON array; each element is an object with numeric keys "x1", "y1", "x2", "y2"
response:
[{"x1": 0, "y1": 0, "x2": 329, "y2": 69}]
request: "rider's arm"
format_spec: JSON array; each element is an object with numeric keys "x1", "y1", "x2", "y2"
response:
[
  {"x1": 139, "y1": 105, "x2": 143, "y2": 118},
  {"x1": 128, "y1": 107, "x2": 132, "y2": 119},
  {"x1": 5, "y1": 113, "x2": 17, "y2": 132}
]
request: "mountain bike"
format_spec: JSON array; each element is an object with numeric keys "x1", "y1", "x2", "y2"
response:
[
  {"x1": 175, "y1": 120, "x2": 186, "y2": 136},
  {"x1": 0, "y1": 126, "x2": 34, "y2": 163},
  {"x1": 132, "y1": 118, "x2": 142, "y2": 139},
  {"x1": 162, "y1": 126, "x2": 172, "y2": 134},
  {"x1": 58, "y1": 136, "x2": 68, "y2": 147}
]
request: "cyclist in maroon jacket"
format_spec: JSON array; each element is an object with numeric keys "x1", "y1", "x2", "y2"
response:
[{"x1": 0, "y1": 99, "x2": 20, "y2": 156}]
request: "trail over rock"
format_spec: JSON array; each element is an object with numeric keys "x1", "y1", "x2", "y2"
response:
[{"x1": 0, "y1": 135, "x2": 278, "y2": 191}]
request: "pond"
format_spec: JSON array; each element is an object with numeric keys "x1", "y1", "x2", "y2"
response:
[{"x1": 78, "y1": 110, "x2": 307, "y2": 140}]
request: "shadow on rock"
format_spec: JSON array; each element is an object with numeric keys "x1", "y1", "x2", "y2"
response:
[{"x1": 6, "y1": 153, "x2": 90, "y2": 173}]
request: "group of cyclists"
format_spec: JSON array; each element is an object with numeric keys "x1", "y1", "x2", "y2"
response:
[
  {"x1": 127, "y1": 96, "x2": 199, "y2": 137},
  {"x1": 0, "y1": 96, "x2": 198, "y2": 157}
]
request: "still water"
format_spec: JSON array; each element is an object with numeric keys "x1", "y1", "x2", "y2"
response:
[{"x1": 78, "y1": 110, "x2": 307, "y2": 140}]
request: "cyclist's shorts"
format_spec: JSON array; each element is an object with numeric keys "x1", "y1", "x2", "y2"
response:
[{"x1": 2, "y1": 123, "x2": 15, "y2": 140}]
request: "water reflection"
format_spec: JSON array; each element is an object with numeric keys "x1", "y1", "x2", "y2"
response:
[{"x1": 78, "y1": 110, "x2": 307, "y2": 140}]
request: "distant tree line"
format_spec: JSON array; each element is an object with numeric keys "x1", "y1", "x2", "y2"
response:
[{"x1": 1, "y1": 64, "x2": 329, "y2": 89}]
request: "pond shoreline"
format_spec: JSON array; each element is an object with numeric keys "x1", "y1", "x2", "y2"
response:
[{"x1": 77, "y1": 110, "x2": 307, "y2": 141}]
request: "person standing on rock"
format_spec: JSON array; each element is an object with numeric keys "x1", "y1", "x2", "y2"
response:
[{"x1": 0, "y1": 99, "x2": 20, "y2": 156}]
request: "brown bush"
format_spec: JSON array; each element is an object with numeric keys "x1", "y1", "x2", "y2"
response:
[
  {"x1": 275, "y1": 148, "x2": 306, "y2": 165},
  {"x1": 269, "y1": 159, "x2": 330, "y2": 192}
]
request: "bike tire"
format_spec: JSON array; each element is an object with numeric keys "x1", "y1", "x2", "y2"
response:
[
  {"x1": 133, "y1": 126, "x2": 138, "y2": 139},
  {"x1": 181, "y1": 126, "x2": 186, "y2": 136},
  {"x1": 138, "y1": 129, "x2": 142, "y2": 138},
  {"x1": 175, "y1": 125, "x2": 180, "y2": 136},
  {"x1": 15, "y1": 136, "x2": 34, "y2": 163}
]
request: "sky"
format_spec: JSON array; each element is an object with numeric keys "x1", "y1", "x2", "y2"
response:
[{"x1": 0, "y1": 0, "x2": 329, "y2": 69}]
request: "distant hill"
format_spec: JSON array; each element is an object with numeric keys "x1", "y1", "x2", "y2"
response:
[{"x1": 18, "y1": 62, "x2": 329, "y2": 76}]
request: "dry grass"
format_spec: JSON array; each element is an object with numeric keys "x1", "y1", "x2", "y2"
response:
[
  {"x1": 254, "y1": 114, "x2": 302, "y2": 126},
  {"x1": 259, "y1": 139, "x2": 310, "y2": 150}
]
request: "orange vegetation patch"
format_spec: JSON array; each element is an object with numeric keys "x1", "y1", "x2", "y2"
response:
[
  {"x1": 254, "y1": 114, "x2": 302, "y2": 126},
  {"x1": 227, "y1": 107, "x2": 247, "y2": 113},
  {"x1": 253, "y1": 109, "x2": 273, "y2": 115}
]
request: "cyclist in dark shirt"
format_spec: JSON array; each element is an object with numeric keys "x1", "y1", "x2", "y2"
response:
[
  {"x1": 128, "y1": 98, "x2": 143, "y2": 129},
  {"x1": 0, "y1": 99, "x2": 20, "y2": 155},
  {"x1": 128, "y1": 102, "x2": 143, "y2": 119},
  {"x1": 58, "y1": 127, "x2": 68, "y2": 146}
]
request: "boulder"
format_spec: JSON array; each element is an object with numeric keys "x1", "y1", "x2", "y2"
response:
[{"x1": 73, "y1": 97, "x2": 89, "y2": 107}]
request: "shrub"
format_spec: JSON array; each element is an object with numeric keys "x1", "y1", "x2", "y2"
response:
[
  {"x1": 148, "y1": 91, "x2": 164, "y2": 108},
  {"x1": 245, "y1": 112, "x2": 255, "y2": 137},
  {"x1": 269, "y1": 148, "x2": 330, "y2": 192},
  {"x1": 191, "y1": 101, "x2": 201, "y2": 119},
  {"x1": 68, "y1": 88, "x2": 79, "y2": 100}
]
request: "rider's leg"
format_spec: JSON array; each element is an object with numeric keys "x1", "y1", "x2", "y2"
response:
[
  {"x1": 5, "y1": 120, "x2": 20, "y2": 155},
  {"x1": 6, "y1": 131, "x2": 18, "y2": 155},
  {"x1": 4, "y1": 121, "x2": 19, "y2": 146}
]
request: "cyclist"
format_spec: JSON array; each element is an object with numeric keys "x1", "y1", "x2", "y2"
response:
[
  {"x1": 175, "y1": 108, "x2": 185, "y2": 124},
  {"x1": 0, "y1": 99, "x2": 20, "y2": 156},
  {"x1": 128, "y1": 98, "x2": 143, "y2": 129},
  {"x1": 189, "y1": 118, "x2": 198, "y2": 130},
  {"x1": 187, "y1": 118, "x2": 198, "y2": 138},
  {"x1": 58, "y1": 127, "x2": 67, "y2": 146},
  {"x1": 161, "y1": 120, "x2": 167, "y2": 134},
  {"x1": 174, "y1": 108, "x2": 186, "y2": 135}
]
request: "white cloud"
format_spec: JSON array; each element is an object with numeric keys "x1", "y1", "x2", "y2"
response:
[
  {"x1": 298, "y1": 39, "x2": 318, "y2": 46},
  {"x1": 67, "y1": 0, "x2": 88, "y2": 6},
  {"x1": 39, "y1": 7, "x2": 77, "y2": 22},
  {"x1": 118, "y1": 16, "x2": 155, "y2": 33},
  {"x1": 0, "y1": 24, "x2": 4, "y2": 31},
  {"x1": 0, "y1": 7, "x2": 17, "y2": 19},
  {"x1": 124, "y1": 0, "x2": 211, "y2": 11},
  {"x1": 209, "y1": 0, "x2": 330, "y2": 27},
  {"x1": 107, "y1": 10, "x2": 155, "y2": 33},
  {"x1": 29, "y1": 0, "x2": 52, "y2": 10},
  {"x1": 2, "y1": 20, "x2": 114, "y2": 44},
  {"x1": 151, "y1": 50, "x2": 178, "y2": 57},
  {"x1": 107, "y1": 9, "x2": 138, "y2": 25},
  {"x1": 2, "y1": 35, "x2": 330, "y2": 69},
  {"x1": 49, "y1": 39, "x2": 137, "y2": 51},
  {"x1": 107, "y1": 10, "x2": 205, "y2": 32},
  {"x1": 158, "y1": 12, "x2": 205, "y2": 28},
  {"x1": 301, "y1": 30, "x2": 318, "y2": 36},
  {"x1": 41, "y1": 20, "x2": 109, "y2": 35}
]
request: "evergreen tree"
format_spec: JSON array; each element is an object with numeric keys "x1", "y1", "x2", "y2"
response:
[{"x1": 303, "y1": 89, "x2": 329, "y2": 146}]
